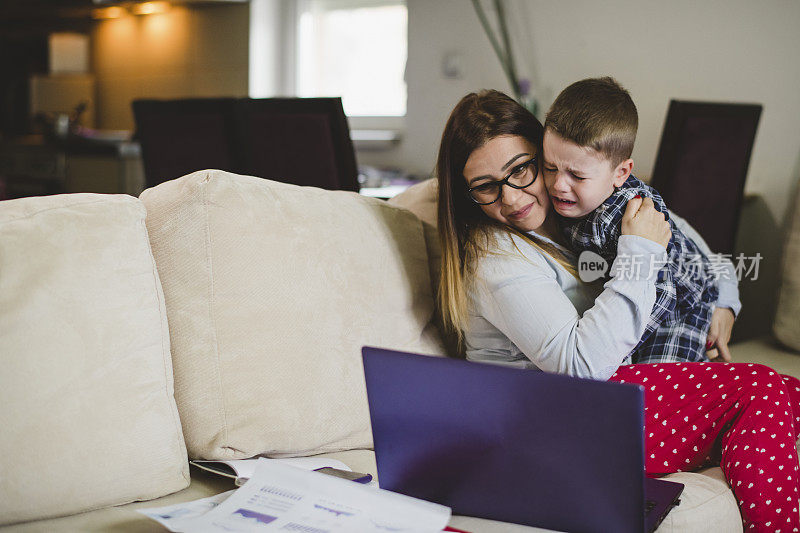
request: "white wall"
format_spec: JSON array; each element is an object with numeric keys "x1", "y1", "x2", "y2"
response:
[
  {"x1": 355, "y1": 0, "x2": 514, "y2": 177},
  {"x1": 360, "y1": 0, "x2": 800, "y2": 226}
]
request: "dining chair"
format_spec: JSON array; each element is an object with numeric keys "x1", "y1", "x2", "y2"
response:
[
  {"x1": 132, "y1": 98, "x2": 241, "y2": 189},
  {"x1": 650, "y1": 100, "x2": 762, "y2": 255},
  {"x1": 235, "y1": 97, "x2": 359, "y2": 192},
  {"x1": 133, "y1": 97, "x2": 359, "y2": 192}
]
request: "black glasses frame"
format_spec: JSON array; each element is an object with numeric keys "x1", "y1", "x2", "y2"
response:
[{"x1": 467, "y1": 156, "x2": 539, "y2": 205}]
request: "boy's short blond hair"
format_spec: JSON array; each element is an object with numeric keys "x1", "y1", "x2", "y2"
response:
[{"x1": 544, "y1": 77, "x2": 638, "y2": 167}]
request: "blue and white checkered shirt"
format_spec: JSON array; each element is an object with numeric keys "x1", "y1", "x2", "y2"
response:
[{"x1": 560, "y1": 175, "x2": 718, "y2": 364}]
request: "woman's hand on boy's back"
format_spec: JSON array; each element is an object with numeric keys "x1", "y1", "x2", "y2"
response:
[{"x1": 621, "y1": 196, "x2": 672, "y2": 249}]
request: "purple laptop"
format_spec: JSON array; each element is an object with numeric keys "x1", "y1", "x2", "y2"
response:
[{"x1": 362, "y1": 346, "x2": 684, "y2": 533}]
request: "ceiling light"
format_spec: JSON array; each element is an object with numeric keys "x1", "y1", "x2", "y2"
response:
[
  {"x1": 131, "y1": 2, "x2": 170, "y2": 15},
  {"x1": 92, "y1": 6, "x2": 126, "y2": 19}
]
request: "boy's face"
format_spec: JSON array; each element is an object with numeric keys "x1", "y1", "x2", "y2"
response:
[{"x1": 542, "y1": 129, "x2": 632, "y2": 219}]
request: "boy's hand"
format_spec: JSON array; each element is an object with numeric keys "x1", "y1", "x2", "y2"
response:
[
  {"x1": 621, "y1": 196, "x2": 671, "y2": 249},
  {"x1": 706, "y1": 307, "x2": 735, "y2": 362}
]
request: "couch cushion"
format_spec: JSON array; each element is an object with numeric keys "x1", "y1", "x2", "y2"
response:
[
  {"x1": 139, "y1": 170, "x2": 446, "y2": 459},
  {"x1": 388, "y1": 179, "x2": 442, "y2": 291},
  {"x1": 387, "y1": 178, "x2": 438, "y2": 227},
  {"x1": 0, "y1": 193, "x2": 189, "y2": 525},
  {"x1": 774, "y1": 181, "x2": 800, "y2": 351},
  {"x1": 0, "y1": 448, "x2": 746, "y2": 532},
  {"x1": 732, "y1": 336, "x2": 800, "y2": 376}
]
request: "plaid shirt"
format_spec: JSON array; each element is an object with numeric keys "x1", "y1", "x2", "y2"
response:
[{"x1": 560, "y1": 175, "x2": 718, "y2": 364}]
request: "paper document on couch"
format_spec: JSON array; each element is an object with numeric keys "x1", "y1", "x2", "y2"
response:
[
  {"x1": 191, "y1": 456, "x2": 352, "y2": 486},
  {"x1": 139, "y1": 491, "x2": 235, "y2": 531},
  {"x1": 141, "y1": 458, "x2": 451, "y2": 532}
]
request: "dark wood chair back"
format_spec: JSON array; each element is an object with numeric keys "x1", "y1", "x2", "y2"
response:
[
  {"x1": 132, "y1": 98, "x2": 240, "y2": 189},
  {"x1": 236, "y1": 98, "x2": 359, "y2": 192},
  {"x1": 132, "y1": 97, "x2": 359, "y2": 192},
  {"x1": 650, "y1": 100, "x2": 762, "y2": 255}
]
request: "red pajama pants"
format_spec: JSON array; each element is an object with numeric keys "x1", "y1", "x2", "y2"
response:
[{"x1": 610, "y1": 362, "x2": 800, "y2": 532}]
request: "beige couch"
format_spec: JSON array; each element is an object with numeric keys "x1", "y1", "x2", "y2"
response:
[{"x1": 1, "y1": 170, "x2": 798, "y2": 532}]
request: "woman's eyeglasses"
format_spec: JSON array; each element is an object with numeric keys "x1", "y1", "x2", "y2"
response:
[{"x1": 467, "y1": 156, "x2": 539, "y2": 205}]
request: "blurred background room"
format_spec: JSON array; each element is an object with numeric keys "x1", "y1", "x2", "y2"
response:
[{"x1": 1, "y1": 0, "x2": 798, "y2": 342}]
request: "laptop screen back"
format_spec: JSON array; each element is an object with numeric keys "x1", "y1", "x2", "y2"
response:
[{"x1": 362, "y1": 346, "x2": 647, "y2": 533}]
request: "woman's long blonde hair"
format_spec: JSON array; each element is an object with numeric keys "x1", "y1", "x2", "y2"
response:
[{"x1": 436, "y1": 90, "x2": 577, "y2": 348}]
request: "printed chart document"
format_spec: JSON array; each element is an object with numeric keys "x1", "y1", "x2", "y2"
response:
[
  {"x1": 140, "y1": 491, "x2": 235, "y2": 531},
  {"x1": 140, "y1": 458, "x2": 451, "y2": 532}
]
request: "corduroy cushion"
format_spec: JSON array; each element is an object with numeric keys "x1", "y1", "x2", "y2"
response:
[
  {"x1": 774, "y1": 182, "x2": 800, "y2": 351},
  {"x1": 387, "y1": 178, "x2": 438, "y2": 227},
  {"x1": 0, "y1": 194, "x2": 189, "y2": 526},
  {"x1": 388, "y1": 178, "x2": 441, "y2": 291},
  {"x1": 139, "y1": 170, "x2": 445, "y2": 459}
]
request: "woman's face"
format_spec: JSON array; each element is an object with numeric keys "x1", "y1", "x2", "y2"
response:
[{"x1": 462, "y1": 135, "x2": 551, "y2": 233}]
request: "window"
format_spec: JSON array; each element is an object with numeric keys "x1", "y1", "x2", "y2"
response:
[
  {"x1": 250, "y1": 0, "x2": 407, "y2": 122},
  {"x1": 297, "y1": 0, "x2": 407, "y2": 117}
]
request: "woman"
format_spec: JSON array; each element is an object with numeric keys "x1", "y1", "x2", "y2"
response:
[{"x1": 435, "y1": 89, "x2": 799, "y2": 532}]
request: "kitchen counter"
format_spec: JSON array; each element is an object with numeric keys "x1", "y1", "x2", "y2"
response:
[{"x1": 0, "y1": 133, "x2": 144, "y2": 199}]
